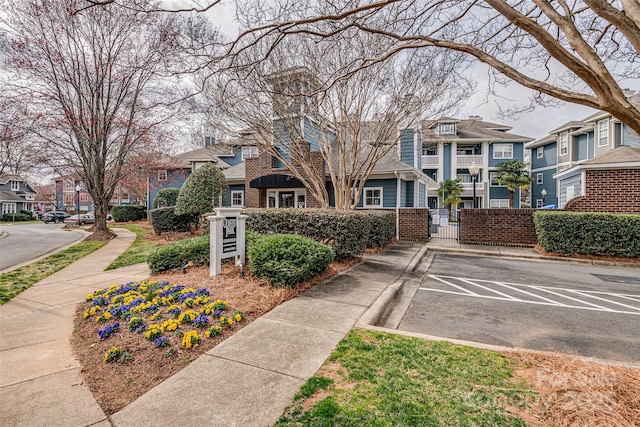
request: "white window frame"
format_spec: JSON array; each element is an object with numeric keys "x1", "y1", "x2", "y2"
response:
[
  {"x1": 157, "y1": 170, "x2": 167, "y2": 181},
  {"x1": 241, "y1": 146, "x2": 259, "y2": 160},
  {"x1": 493, "y1": 143, "x2": 513, "y2": 159},
  {"x1": 536, "y1": 199, "x2": 544, "y2": 208},
  {"x1": 2, "y1": 202, "x2": 17, "y2": 214},
  {"x1": 559, "y1": 132, "x2": 568, "y2": 156},
  {"x1": 10, "y1": 180, "x2": 19, "y2": 191},
  {"x1": 489, "y1": 199, "x2": 509, "y2": 208},
  {"x1": 438, "y1": 123, "x2": 455, "y2": 135},
  {"x1": 363, "y1": 187, "x2": 383, "y2": 208},
  {"x1": 536, "y1": 173, "x2": 543, "y2": 185},
  {"x1": 230, "y1": 190, "x2": 244, "y2": 207},
  {"x1": 489, "y1": 171, "x2": 505, "y2": 187},
  {"x1": 536, "y1": 147, "x2": 544, "y2": 159},
  {"x1": 598, "y1": 119, "x2": 609, "y2": 147},
  {"x1": 64, "y1": 181, "x2": 74, "y2": 191}
]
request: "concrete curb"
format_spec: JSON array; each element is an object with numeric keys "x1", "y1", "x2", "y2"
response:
[
  {"x1": 428, "y1": 247, "x2": 640, "y2": 269},
  {"x1": 356, "y1": 243, "x2": 429, "y2": 328},
  {"x1": 358, "y1": 324, "x2": 640, "y2": 369}
]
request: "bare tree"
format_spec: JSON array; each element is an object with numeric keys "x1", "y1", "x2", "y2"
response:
[
  {"x1": 0, "y1": 97, "x2": 42, "y2": 177},
  {"x1": 206, "y1": 30, "x2": 472, "y2": 209},
  {"x1": 228, "y1": 0, "x2": 640, "y2": 136},
  {"x1": 1, "y1": 0, "x2": 191, "y2": 237}
]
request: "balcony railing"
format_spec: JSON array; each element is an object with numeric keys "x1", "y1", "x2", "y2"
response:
[
  {"x1": 456, "y1": 154, "x2": 483, "y2": 166},
  {"x1": 460, "y1": 182, "x2": 485, "y2": 190},
  {"x1": 421, "y1": 155, "x2": 440, "y2": 166}
]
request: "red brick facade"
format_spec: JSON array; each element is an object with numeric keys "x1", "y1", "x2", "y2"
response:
[
  {"x1": 379, "y1": 208, "x2": 430, "y2": 240},
  {"x1": 564, "y1": 169, "x2": 640, "y2": 214},
  {"x1": 459, "y1": 208, "x2": 538, "y2": 246},
  {"x1": 244, "y1": 150, "x2": 326, "y2": 208}
]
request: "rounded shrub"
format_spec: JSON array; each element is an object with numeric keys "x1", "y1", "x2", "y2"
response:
[
  {"x1": 153, "y1": 188, "x2": 180, "y2": 209},
  {"x1": 147, "y1": 235, "x2": 210, "y2": 274},
  {"x1": 175, "y1": 163, "x2": 228, "y2": 217},
  {"x1": 149, "y1": 207, "x2": 197, "y2": 235},
  {"x1": 112, "y1": 205, "x2": 146, "y2": 222},
  {"x1": 248, "y1": 234, "x2": 335, "y2": 288}
]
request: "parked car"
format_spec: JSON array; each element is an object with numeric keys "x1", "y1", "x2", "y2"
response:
[
  {"x1": 42, "y1": 211, "x2": 70, "y2": 224},
  {"x1": 64, "y1": 213, "x2": 95, "y2": 225}
]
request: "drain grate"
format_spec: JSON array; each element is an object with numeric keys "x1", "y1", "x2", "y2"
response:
[{"x1": 592, "y1": 274, "x2": 640, "y2": 285}]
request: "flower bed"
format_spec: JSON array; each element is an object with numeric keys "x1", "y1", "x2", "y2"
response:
[{"x1": 83, "y1": 280, "x2": 245, "y2": 361}]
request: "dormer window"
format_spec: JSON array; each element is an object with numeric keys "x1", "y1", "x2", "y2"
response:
[
  {"x1": 437, "y1": 123, "x2": 456, "y2": 135},
  {"x1": 10, "y1": 180, "x2": 19, "y2": 191}
]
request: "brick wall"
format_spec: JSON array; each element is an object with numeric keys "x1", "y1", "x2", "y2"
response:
[
  {"x1": 380, "y1": 208, "x2": 430, "y2": 240},
  {"x1": 460, "y1": 208, "x2": 537, "y2": 246},
  {"x1": 564, "y1": 169, "x2": 640, "y2": 214},
  {"x1": 244, "y1": 149, "x2": 326, "y2": 208}
]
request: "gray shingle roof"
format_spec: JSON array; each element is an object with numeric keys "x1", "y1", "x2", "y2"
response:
[
  {"x1": 580, "y1": 146, "x2": 640, "y2": 166},
  {"x1": 421, "y1": 118, "x2": 532, "y2": 142}
]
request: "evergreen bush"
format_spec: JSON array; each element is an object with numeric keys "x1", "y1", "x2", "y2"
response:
[
  {"x1": 112, "y1": 205, "x2": 146, "y2": 222},
  {"x1": 153, "y1": 188, "x2": 180, "y2": 209},
  {"x1": 243, "y1": 208, "x2": 394, "y2": 258},
  {"x1": 534, "y1": 211, "x2": 640, "y2": 258},
  {"x1": 175, "y1": 163, "x2": 228, "y2": 218},
  {"x1": 149, "y1": 207, "x2": 196, "y2": 234},
  {"x1": 147, "y1": 235, "x2": 210, "y2": 274},
  {"x1": 248, "y1": 234, "x2": 334, "y2": 288}
]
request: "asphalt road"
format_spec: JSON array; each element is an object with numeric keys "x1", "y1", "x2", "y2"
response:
[
  {"x1": 0, "y1": 223, "x2": 84, "y2": 271},
  {"x1": 398, "y1": 253, "x2": 640, "y2": 363}
]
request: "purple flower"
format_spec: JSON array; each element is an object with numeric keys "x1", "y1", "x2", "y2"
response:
[
  {"x1": 154, "y1": 337, "x2": 169, "y2": 348},
  {"x1": 98, "y1": 322, "x2": 120, "y2": 340}
]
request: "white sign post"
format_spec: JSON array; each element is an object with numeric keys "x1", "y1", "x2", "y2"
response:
[{"x1": 207, "y1": 208, "x2": 248, "y2": 277}]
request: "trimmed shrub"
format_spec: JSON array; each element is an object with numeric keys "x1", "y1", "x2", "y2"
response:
[
  {"x1": 364, "y1": 210, "x2": 395, "y2": 248},
  {"x1": 248, "y1": 234, "x2": 334, "y2": 288},
  {"x1": 147, "y1": 235, "x2": 210, "y2": 274},
  {"x1": 112, "y1": 205, "x2": 146, "y2": 222},
  {"x1": 534, "y1": 211, "x2": 640, "y2": 258},
  {"x1": 149, "y1": 207, "x2": 196, "y2": 235},
  {"x1": 2, "y1": 213, "x2": 32, "y2": 221},
  {"x1": 153, "y1": 188, "x2": 180, "y2": 209},
  {"x1": 243, "y1": 208, "x2": 379, "y2": 258},
  {"x1": 175, "y1": 163, "x2": 228, "y2": 217}
]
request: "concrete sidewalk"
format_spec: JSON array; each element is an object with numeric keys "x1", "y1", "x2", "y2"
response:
[
  {"x1": 2, "y1": 232, "x2": 637, "y2": 427},
  {"x1": 0, "y1": 228, "x2": 150, "y2": 427}
]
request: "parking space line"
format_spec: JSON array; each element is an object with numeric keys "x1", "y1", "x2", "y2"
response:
[
  {"x1": 430, "y1": 275, "x2": 479, "y2": 296},
  {"x1": 491, "y1": 281, "x2": 567, "y2": 306},
  {"x1": 422, "y1": 275, "x2": 640, "y2": 315},
  {"x1": 565, "y1": 289, "x2": 640, "y2": 312},
  {"x1": 458, "y1": 278, "x2": 519, "y2": 300}
]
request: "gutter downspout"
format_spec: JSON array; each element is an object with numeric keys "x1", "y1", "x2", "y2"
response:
[{"x1": 394, "y1": 171, "x2": 400, "y2": 240}]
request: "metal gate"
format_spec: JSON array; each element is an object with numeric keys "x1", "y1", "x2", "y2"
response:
[{"x1": 428, "y1": 208, "x2": 460, "y2": 242}]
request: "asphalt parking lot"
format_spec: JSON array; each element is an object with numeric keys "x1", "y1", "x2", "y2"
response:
[{"x1": 397, "y1": 253, "x2": 640, "y2": 363}]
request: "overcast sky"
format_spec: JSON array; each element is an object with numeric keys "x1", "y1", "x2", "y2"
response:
[{"x1": 203, "y1": 1, "x2": 632, "y2": 141}]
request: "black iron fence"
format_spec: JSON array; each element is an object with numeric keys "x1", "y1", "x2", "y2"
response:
[{"x1": 428, "y1": 208, "x2": 461, "y2": 242}]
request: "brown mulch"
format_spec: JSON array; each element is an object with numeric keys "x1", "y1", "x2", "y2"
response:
[
  {"x1": 507, "y1": 351, "x2": 640, "y2": 426},
  {"x1": 70, "y1": 258, "x2": 360, "y2": 416},
  {"x1": 535, "y1": 245, "x2": 640, "y2": 265}
]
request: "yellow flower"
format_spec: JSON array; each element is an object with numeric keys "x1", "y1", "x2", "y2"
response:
[{"x1": 234, "y1": 313, "x2": 242, "y2": 321}]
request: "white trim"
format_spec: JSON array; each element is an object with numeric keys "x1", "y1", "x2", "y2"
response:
[
  {"x1": 559, "y1": 132, "x2": 568, "y2": 156},
  {"x1": 536, "y1": 173, "x2": 543, "y2": 184},
  {"x1": 230, "y1": 190, "x2": 244, "y2": 207},
  {"x1": 489, "y1": 199, "x2": 509, "y2": 208},
  {"x1": 536, "y1": 146, "x2": 544, "y2": 158},
  {"x1": 241, "y1": 146, "x2": 259, "y2": 160},
  {"x1": 157, "y1": 170, "x2": 167, "y2": 181},
  {"x1": 10, "y1": 180, "x2": 19, "y2": 191},
  {"x1": 531, "y1": 164, "x2": 558, "y2": 173},
  {"x1": 363, "y1": 187, "x2": 383, "y2": 208},
  {"x1": 493, "y1": 143, "x2": 513, "y2": 159},
  {"x1": 598, "y1": 119, "x2": 609, "y2": 147},
  {"x1": 489, "y1": 171, "x2": 505, "y2": 187}
]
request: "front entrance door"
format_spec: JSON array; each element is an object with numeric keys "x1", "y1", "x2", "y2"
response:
[{"x1": 279, "y1": 191, "x2": 295, "y2": 208}]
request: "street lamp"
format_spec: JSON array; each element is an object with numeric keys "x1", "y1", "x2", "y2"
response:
[
  {"x1": 469, "y1": 161, "x2": 480, "y2": 208},
  {"x1": 541, "y1": 188, "x2": 547, "y2": 206},
  {"x1": 75, "y1": 183, "x2": 81, "y2": 214}
]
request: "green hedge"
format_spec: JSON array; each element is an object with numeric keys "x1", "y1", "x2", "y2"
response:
[
  {"x1": 147, "y1": 235, "x2": 210, "y2": 275},
  {"x1": 243, "y1": 208, "x2": 395, "y2": 258},
  {"x1": 112, "y1": 205, "x2": 146, "y2": 222},
  {"x1": 248, "y1": 233, "x2": 334, "y2": 288},
  {"x1": 153, "y1": 188, "x2": 180, "y2": 209},
  {"x1": 534, "y1": 211, "x2": 640, "y2": 258},
  {"x1": 149, "y1": 207, "x2": 197, "y2": 234},
  {"x1": 1, "y1": 213, "x2": 32, "y2": 221}
]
